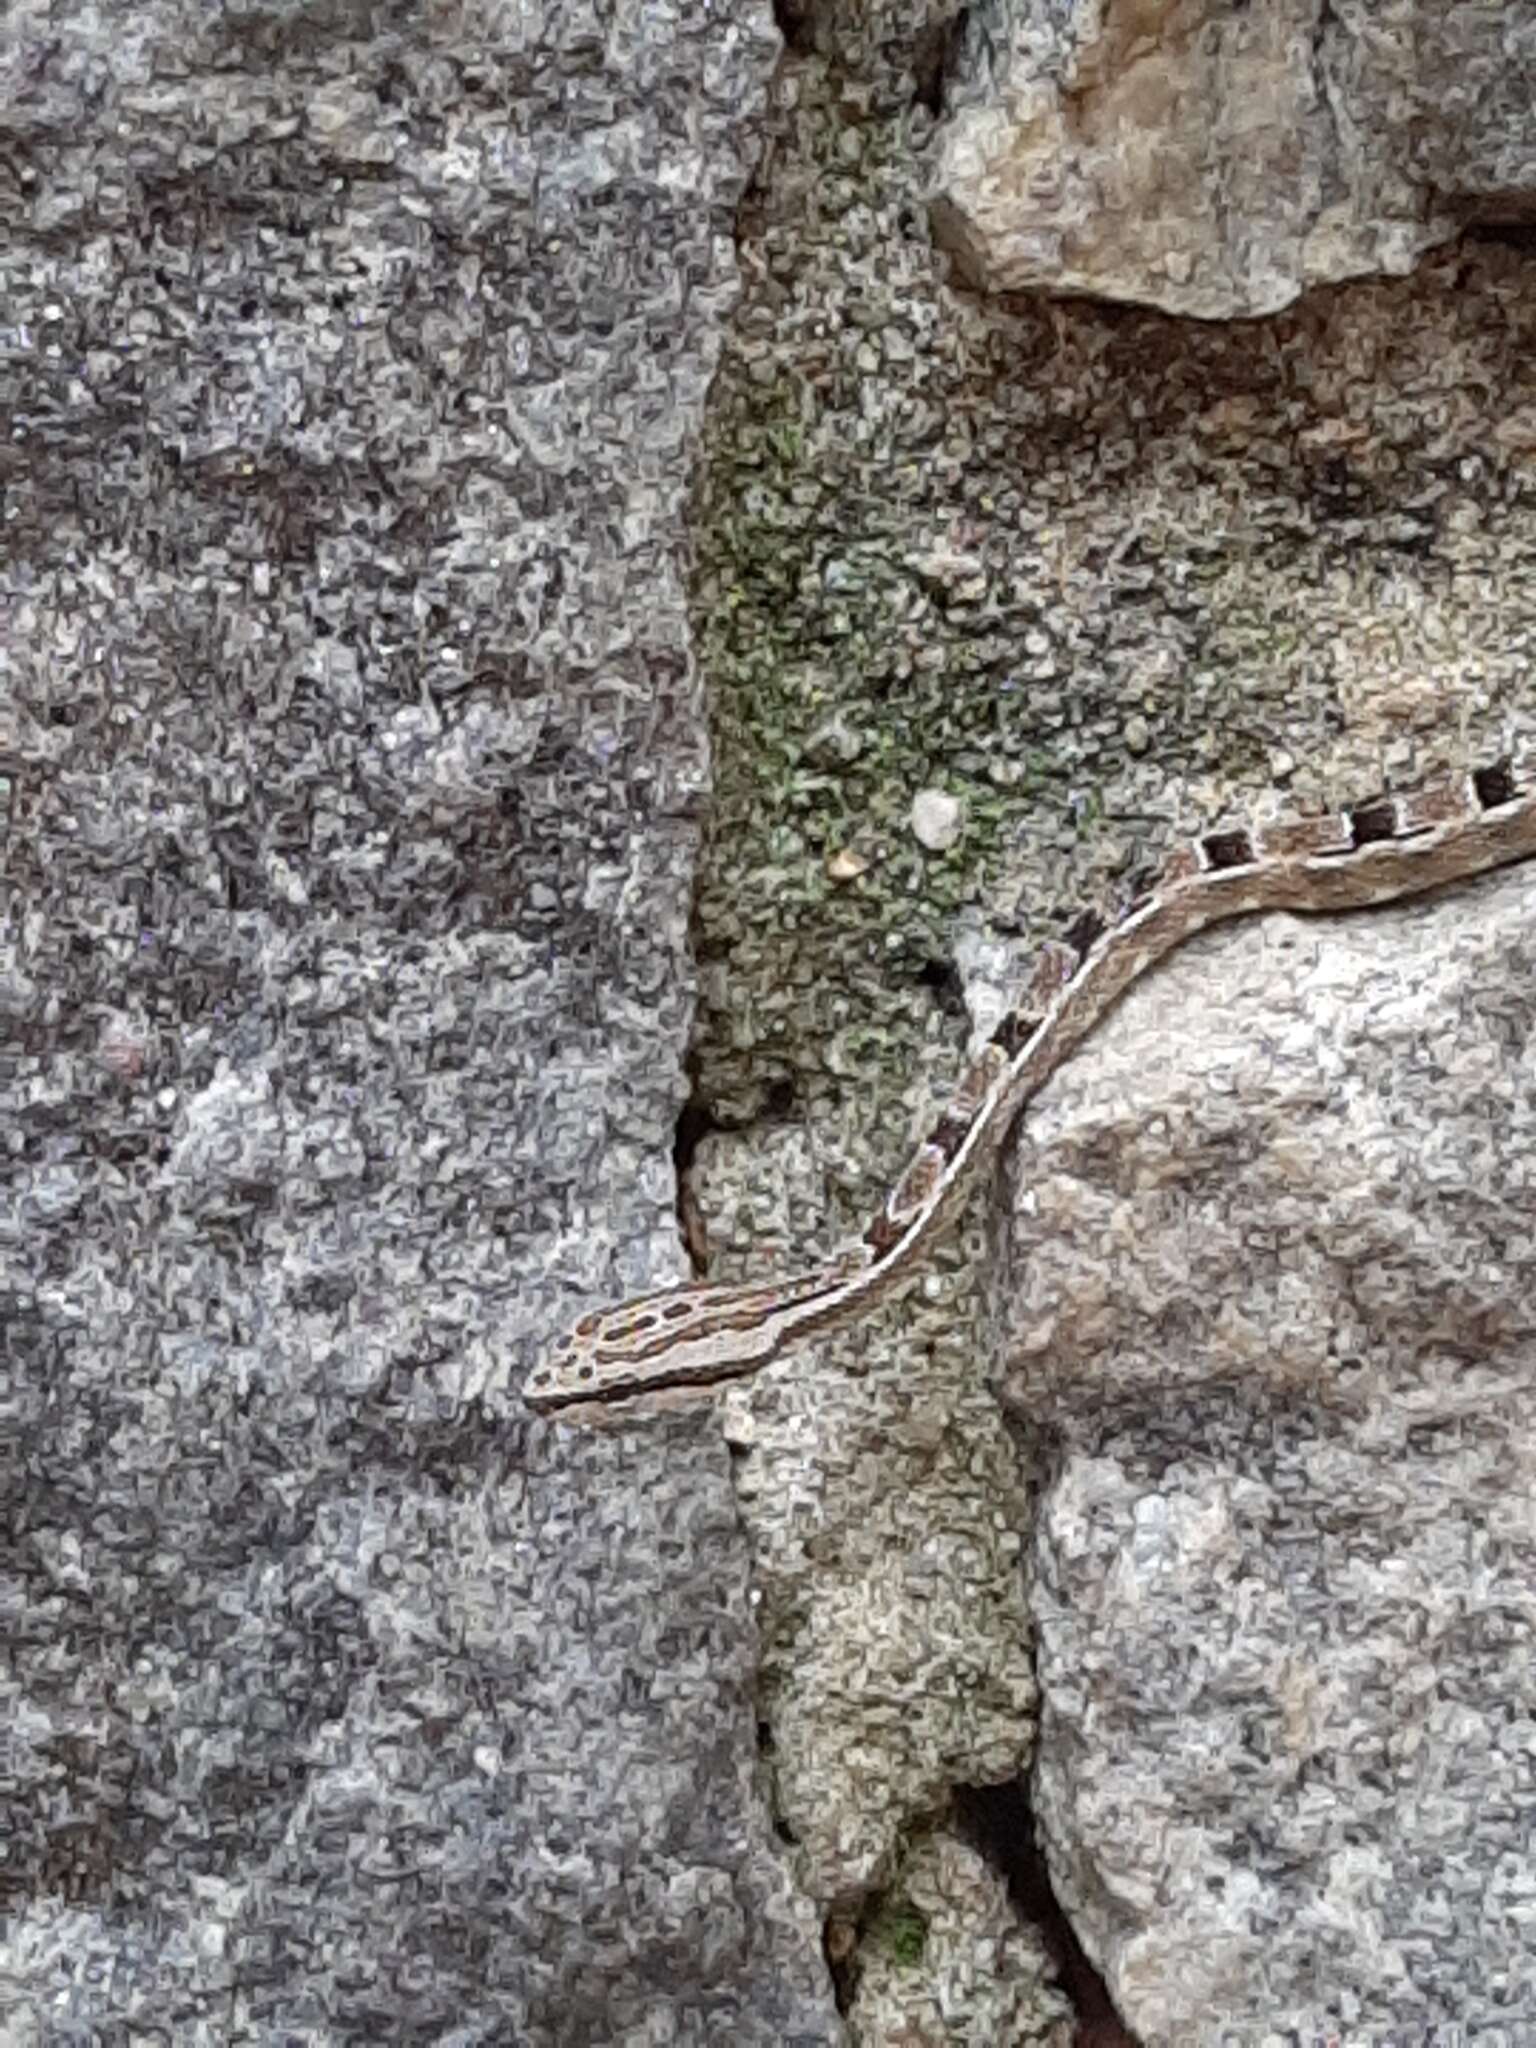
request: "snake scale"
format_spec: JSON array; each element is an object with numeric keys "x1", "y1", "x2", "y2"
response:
[{"x1": 524, "y1": 755, "x2": 1536, "y2": 1415}]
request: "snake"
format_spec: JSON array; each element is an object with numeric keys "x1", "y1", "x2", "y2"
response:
[{"x1": 523, "y1": 755, "x2": 1536, "y2": 1415}]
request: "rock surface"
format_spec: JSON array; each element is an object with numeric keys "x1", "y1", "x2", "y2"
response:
[
  {"x1": 839, "y1": 1822, "x2": 1074, "y2": 2045},
  {"x1": 931, "y1": 0, "x2": 1536, "y2": 316},
  {"x1": 1, "y1": 1, "x2": 842, "y2": 2040},
  {"x1": 690, "y1": 0, "x2": 1536, "y2": 2024},
  {"x1": 9, "y1": 0, "x2": 1536, "y2": 2037},
  {"x1": 1001, "y1": 856, "x2": 1536, "y2": 2035}
]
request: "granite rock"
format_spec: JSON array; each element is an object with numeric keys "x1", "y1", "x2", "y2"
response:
[
  {"x1": 1001, "y1": 856, "x2": 1536, "y2": 2036},
  {"x1": 0, "y1": 0, "x2": 841, "y2": 2039}
]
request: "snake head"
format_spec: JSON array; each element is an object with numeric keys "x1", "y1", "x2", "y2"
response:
[
  {"x1": 522, "y1": 1286, "x2": 724, "y2": 1412},
  {"x1": 523, "y1": 1275, "x2": 816, "y2": 1414}
]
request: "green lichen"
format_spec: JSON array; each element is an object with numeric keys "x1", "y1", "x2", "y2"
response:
[
  {"x1": 687, "y1": 40, "x2": 1536, "y2": 1207},
  {"x1": 869, "y1": 1897, "x2": 929, "y2": 1969},
  {"x1": 687, "y1": 110, "x2": 1096, "y2": 1157}
]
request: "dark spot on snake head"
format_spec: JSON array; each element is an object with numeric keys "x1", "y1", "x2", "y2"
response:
[
  {"x1": 1200, "y1": 828, "x2": 1256, "y2": 871},
  {"x1": 578, "y1": 1364, "x2": 594, "y2": 1380},
  {"x1": 1473, "y1": 759, "x2": 1516, "y2": 810},
  {"x1": 1345, "y1": 796, "x2": 1398, "y2": 847}
]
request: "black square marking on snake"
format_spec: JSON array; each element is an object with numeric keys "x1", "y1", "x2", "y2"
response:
[
  {"x1": 1061, "y1": 907, "x2": 1107, "y2": 960},
  {"x1": 929, "y1": 1112, "x2": 974, "y2": 1160},
  {"x1": 1346, "y1": 797, "x2": 1397, "y2": 847},
  {"x1": 1201, "y1": 828, "x2": 1255, "y2": 871},
  {"x1": 990, "y1": 1012, "x2": 1041, "y2": 1057}
]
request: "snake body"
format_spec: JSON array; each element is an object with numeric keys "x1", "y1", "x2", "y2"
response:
[{"x1": 524, "y1": 757, "x2": 1536, "y2": 1415}]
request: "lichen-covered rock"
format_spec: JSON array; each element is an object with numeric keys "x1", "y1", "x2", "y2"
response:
[{"x1": 844, "y1": 1826, "x2": 1073, "y2": 2045}]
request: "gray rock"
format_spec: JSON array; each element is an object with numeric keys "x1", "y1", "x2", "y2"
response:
[
  {"x1": 0, "y1": 0, "x2": 841, "y2": 2039},
  {"x1": 1001, "y1": 859, "x2": 1536, "y2": 2035}
]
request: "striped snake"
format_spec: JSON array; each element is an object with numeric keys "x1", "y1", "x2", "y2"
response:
[{"x1": 524, "y1": 756, "x2": 1536, "y2": 1415}]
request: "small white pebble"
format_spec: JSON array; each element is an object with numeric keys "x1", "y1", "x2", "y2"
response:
[{"x1": 910, "y1": 788, "x2": 963, "y2": 851}]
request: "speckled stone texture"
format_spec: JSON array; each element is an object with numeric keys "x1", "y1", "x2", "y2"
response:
[
  {"x1": 0, "y1": 1, "x2": 841, "y2": 2040},
  {"x1": 1002, "y1": 859, "x2": 1536, "y2": 2037},
  {"x1": 684, "y1": 0, "x2": 1536, "y2": 2030},
  {"x1": 932, "y1": 0, "x2": 1536, "y2": 316}
]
